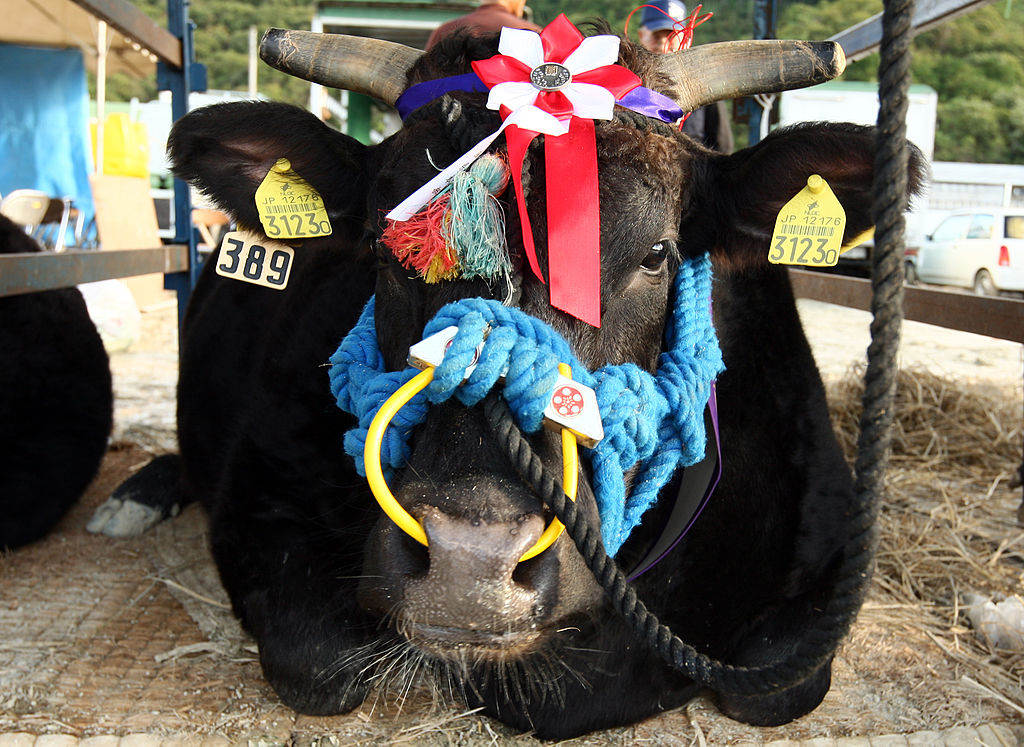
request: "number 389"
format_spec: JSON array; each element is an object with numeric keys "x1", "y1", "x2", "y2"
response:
[{"x1": 216, "y1": 234, "x2": 294, "y2": 290}]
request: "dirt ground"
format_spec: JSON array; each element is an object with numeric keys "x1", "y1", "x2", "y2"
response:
[{"x1": 1, "y1": 292, "x2": 1022, "y2": 745}]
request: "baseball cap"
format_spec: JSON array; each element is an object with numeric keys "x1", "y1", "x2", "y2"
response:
[{"x1": 640, "y1": 0, "x2": 688, "y2": 32}]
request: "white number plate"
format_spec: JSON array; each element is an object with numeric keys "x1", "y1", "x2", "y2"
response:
[{"x1": 216, "y1": 230, "x2": 295, "y2": 290}]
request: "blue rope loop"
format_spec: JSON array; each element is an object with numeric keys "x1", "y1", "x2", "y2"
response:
[{"x1": 328, "y1": 253, "x2": 724, "y2": 555}]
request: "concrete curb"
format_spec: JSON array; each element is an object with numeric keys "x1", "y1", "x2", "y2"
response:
[
  {"x1": 2, "y1": 724, "x2": 1020, "y2": 747},
  {"x1": 760, "y1": 723, "x2": 1019, "y2": 747}
]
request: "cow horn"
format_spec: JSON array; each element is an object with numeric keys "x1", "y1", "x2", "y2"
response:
[
  {"x1": 655, "y1": 40, "x2": 846, "y2": 112},
  {"x1": 259, "y1": 28, "x2": 423, "y2": 107}
]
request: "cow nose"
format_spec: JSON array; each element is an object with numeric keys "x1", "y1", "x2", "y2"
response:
[{"x1": 402, "y1": 506, "x2": 546, "y2": 635}]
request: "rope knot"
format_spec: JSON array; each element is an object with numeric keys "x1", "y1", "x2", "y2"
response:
[{"x1": 328, "y1": 253, "x2": 723, "y2": 555}]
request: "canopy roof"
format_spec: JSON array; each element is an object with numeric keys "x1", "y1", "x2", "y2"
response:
[
  {"x1": 1, "y1": 0, "x2": 180, "y2": 77},
  {"x1": 316, "y1": 0, "x2": 476, "y2": 49}
]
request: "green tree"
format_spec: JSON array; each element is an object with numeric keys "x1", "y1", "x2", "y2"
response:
[
  {"x1": 92, "y1": 0, "x2": 316, "y2": 109},
  {"x1": 777, "y1": 0, "x2": 1024, "y2": 163},
  {"x1": 97, "y1": 0, "x2": 1023, "y2": 163}
]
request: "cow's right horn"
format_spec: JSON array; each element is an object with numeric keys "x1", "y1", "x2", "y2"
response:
[
  {"x1": 656, "y1": 40, "x2": 846, "y2": 113},
  {"x1": 259, "y1": 28, "x2": 423, "y2": 107}
]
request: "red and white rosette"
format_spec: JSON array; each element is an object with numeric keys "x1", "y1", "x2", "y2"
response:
[{"x1": 387, "y1": 15, "x2": 641, "y2": 327}]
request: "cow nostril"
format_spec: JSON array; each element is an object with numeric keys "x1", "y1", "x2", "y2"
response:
[
  {"x1": 512, "y1": 514, "x2": 564, "y2": 595},
  {"x1": 401, "y1": 531, "x2": 430, "y2": 576},
  {"x1": 511, "y1": 551, "x2": 544, "y2": 591},
  {"x1": 380, "y1": 521, "x2": 431, "y2": 580}
]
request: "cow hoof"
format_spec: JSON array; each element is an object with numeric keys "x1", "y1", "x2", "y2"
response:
[
  {"x1": 87, "y1": 497, "x2": 170, "y2": 537},
  {"x1": 87, "y1": 453, "x2": 188, "y2": 537}
]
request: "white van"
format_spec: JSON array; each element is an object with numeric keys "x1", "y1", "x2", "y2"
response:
[{"x1": 906, "y1": 209, "x2": 1024, "y2": 295}]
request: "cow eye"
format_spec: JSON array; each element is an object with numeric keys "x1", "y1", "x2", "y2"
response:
[
  {"x1": 641, "y1": 240, "x2": 674, "y2": 273},
  {"x1": 372, "y1": 240, "x2": 394, "y2": 270}
]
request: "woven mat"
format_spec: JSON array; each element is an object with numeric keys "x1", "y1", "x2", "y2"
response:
[{"x1": 1, "y1": 443, "x2": 1020, "y2": 745}]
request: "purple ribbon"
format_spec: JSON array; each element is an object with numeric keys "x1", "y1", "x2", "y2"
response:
[
  {"x1": 395, "y1": 71, "x2": 684, "y2": 124},
  {"x1": 617, "y1": 86, "x2": 684, "y2": 123}
]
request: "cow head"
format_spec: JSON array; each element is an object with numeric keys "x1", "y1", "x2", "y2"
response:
[{"x1": 168, "y1": 17, "x2": 921, "y2": 732}]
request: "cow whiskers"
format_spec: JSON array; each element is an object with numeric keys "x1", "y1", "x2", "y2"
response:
[
  {"x1": 321, "y1": 634, "x2": 445, "y2": 713},
  {"x1": 325, "y1": 617, "x2": 585, "y2": 715},
  {"x1": 462, "y1": 646, "x2": 575, "y2": 711}
]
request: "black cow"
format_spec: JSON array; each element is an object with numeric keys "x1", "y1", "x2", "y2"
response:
[
  {"x1": 140, "y1": 22, "x2": 923, "y2": 738},
  {"x1": 0, "y1": 214, "x2": 113, "y2": 549}
]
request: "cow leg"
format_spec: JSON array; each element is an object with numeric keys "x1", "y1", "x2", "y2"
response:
[
  {"x1": 712, "y1": 597, "x2": 834, "y2": 726},
  {"x1": 716, "y1": 660, "x2": 832, "y2": 727},
  {"x1": 87, "y1": 453, "x2": 190, "y2": 537},
  {"x1": 209, "y1": 509, "x2": 375, "y2": 715},
  {"x1": 202, "y1": 432, "x2": 379, "y2": 716}
]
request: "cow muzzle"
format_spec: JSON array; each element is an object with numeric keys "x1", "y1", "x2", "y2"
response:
[
  {"x1": 358, "y1": 456, "x2": 594, "y2": 660},
  {"x1": 398, "y1": 506, "x2": 546, "y2": 655},
  {"x1": 356, "y1": 369, "x2": 604, "y2": 659}
]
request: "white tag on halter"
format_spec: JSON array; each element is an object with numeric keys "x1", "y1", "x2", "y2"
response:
[
  {"x1": 408, "y1": 326, "x2": 604, "y2": 447},
  {"x1": 541, "y1": 376, "x2": 604, "y2": 448}
]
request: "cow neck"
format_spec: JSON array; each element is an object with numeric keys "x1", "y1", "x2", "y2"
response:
[{"x1": 327, "y1": 252, "x2": 723, "y2": 556}]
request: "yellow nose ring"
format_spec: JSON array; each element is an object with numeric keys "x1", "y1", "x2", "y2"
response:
[{"x1": 364, "y1": 363, "x2": 579, "y2": 562}]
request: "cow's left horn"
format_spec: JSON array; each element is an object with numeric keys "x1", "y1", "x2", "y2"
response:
[
  {"x1": 656, "y1": 40, "x2": 846, "y2": 112},
  {"x1": 259, "y1": 28, "x2": 423, "y2": 107}
]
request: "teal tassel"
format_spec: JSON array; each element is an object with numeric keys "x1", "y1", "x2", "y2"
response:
[{"x1": 446, "y1": 154, "x2": 511, "y2": 281}]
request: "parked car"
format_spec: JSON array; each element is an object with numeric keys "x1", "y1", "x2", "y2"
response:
[
  {"x1": 836, "y1": 241, "x2": 872, "y2": 276},
  {"x1": 905, "y1": 209, "x2": 1024, "y2": 295}
]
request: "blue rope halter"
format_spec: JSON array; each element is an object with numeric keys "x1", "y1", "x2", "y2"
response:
[{"x1": 328, "y1": 253, "x2": 723, "y2": 556}]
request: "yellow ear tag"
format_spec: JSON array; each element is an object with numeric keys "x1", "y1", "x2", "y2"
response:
[
  {"x1": 255, "y1": 158, "x2": 332, "y2": 240},
  {"x1": 768, "y1": 174, "x2": 845, "y2": 267}
]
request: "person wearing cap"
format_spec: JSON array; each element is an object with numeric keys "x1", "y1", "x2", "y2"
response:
[
  {"x1": 639, "y1": 0, "x2": 734, "y2": 153},
  {"x1": 427, "y1": 0, "x2": 540, "y2": 50}
]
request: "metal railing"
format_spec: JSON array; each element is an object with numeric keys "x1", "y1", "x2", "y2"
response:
[
  {"x1": 788, "y1": 269, "x2": 1024, "y2": 344},
  {"x1": 0, "y1": 246, "x2": 189, "y2": 296}
]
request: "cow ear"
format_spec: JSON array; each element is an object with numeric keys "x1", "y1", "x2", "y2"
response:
[
  {"x1": 167, "y1": 101, "x2": 368, "y2": 245},
  {"x1": 683, "y1": 122, "x2": 925, "y2": 268}
]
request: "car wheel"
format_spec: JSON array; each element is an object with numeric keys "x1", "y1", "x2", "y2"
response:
[
  {"x1": 904, "y1": 261, "x2": 918, "y2": 285},
  {"x1": 973, "y1": 269, "x2": 997, "y2": 296}
]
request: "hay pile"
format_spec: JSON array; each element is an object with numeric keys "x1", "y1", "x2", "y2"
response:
[{"x1": 827, "y1": 366, "x2": 1024, "y2": 719}]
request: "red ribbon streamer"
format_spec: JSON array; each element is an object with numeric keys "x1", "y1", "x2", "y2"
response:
[
  {"x1": 504, "y1": 125, "x2": 543, "y2": 282},
  {"x1": 547, "y1": 117, "x2": 601, "y2": 327},
  {"x1": 471, "y1": 14, "x2": 641, "y2": 328}
]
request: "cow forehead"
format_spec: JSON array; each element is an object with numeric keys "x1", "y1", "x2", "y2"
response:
[
  {"x1": 372, "y1": 117, "x2": 687, "y2": 307},
  {"x1": 377, "y1": 107, "x2": 688, "y2": 219}
]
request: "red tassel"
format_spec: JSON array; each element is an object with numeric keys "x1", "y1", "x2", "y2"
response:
[{"x1": 382, "y1": 195, "x2": 459, "y2": 283}]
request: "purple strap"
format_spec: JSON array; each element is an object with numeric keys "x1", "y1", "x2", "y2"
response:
[
  {"x1": 396, "y1": 73, "x2": 490, "y2": 120},
  {"x1": 395, "y1": 71, "x2": 684, "y2": 124},
  {"x1": 626, "y1": 382, "x2": 722, "y2": 581}
]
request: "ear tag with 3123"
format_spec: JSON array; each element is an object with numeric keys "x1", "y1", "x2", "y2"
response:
[
  {"x1": 255, "y1": 158, "x2": 332, "y2": 240},
  {"x1": 768, "y1": 174, "x2": 845, "y2": 267}
]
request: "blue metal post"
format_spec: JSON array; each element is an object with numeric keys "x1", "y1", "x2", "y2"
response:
[{"x1": 158, "y1": 0, "x2": 207, "y2": 331}]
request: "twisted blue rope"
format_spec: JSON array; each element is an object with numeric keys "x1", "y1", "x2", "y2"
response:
[{"x1": 328, "y1": 253, "x2": 724, "y2": 555}]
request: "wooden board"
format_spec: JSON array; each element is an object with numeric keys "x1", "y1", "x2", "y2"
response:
[{"x1": 90, "y1": 174, "x2": 175, "y2": 309}]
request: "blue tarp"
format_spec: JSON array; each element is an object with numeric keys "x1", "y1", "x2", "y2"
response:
[{"x1": 0, "y1": 43, "x2": 95, "y2": 232}]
